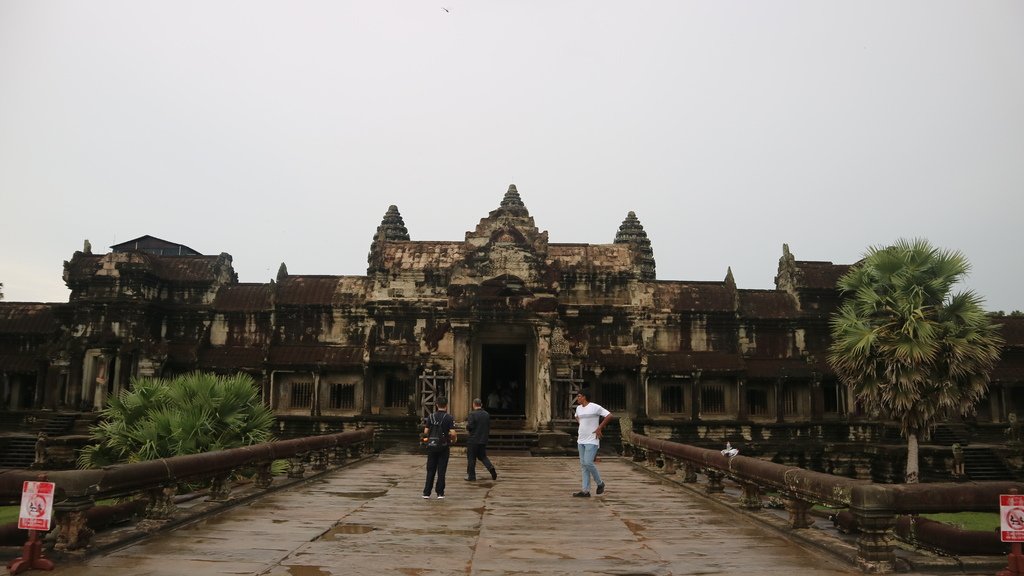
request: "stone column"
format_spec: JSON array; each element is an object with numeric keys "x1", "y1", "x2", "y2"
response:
[
  {"x1": 736, "y1": 377, "x2": 747, "y2": 421},
  {"x1": 451, "y1": 322, "x2": 472, "y2": 421},
  {"x1": 690, "y1": 370, "x2": 701, "y2": 421},
  {"x1": 852, "y1": 485, "x2": 897, "y2": 573},
  {"x1": 532, "y1": 324, "x2": 552, "y2": 430},
  {"x1": 811, "y1": 371, "x2": 823, "y2": 421}
]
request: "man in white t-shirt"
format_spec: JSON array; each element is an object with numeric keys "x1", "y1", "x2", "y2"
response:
[{"x1": 573, "y1": 389, "x2": 612, "y2": 497}]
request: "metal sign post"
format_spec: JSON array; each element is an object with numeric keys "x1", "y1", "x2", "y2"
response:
[{"x1": 6, "y1": 480, "x2": 56, "y2": 574}]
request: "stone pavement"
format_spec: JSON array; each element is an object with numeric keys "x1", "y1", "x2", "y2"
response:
[{"x1": 18, "y1": 453, "x2": 865, "y2": 575}]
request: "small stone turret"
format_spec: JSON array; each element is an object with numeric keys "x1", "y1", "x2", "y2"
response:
[
  {"x1": 500, "y1": 184, "x2": 525, "y2": 208},
  {"x1": 614, "y1": 211, "x2": 656, "y2": 280},
  {"x1": 368, "y1": 205, "x2": 411, "y2": 269}
]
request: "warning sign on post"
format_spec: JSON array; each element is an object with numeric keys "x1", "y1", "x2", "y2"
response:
[
  {"x1": 1001, "y1": 494, "x2": 1024, "y2": 542},
  {"x1": 18, "y1": 481, "x2": 55, "y2": 531}
]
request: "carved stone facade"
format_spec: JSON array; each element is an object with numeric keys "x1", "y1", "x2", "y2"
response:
[{"x1": 1, "y1": 185, "x2": 1022, "y2": 434}]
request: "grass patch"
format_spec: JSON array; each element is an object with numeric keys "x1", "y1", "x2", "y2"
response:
[
  {"x1": 0, "y1": 505, "x2": 20, "y2": 525},
  {"x1": 922, "y1": 512, "x2": 999, "y2": 532}
]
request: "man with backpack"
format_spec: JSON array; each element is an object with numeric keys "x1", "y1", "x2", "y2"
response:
[{"x1": 422, "y1": 396, "x2": 457, "y2": 499}]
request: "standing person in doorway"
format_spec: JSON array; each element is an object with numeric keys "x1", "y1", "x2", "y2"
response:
[
  {"x1": 573, "y1": 388, "x2": 612, "y2": 497},
  {"x1": 422, "y1": 396, "x2": 456, "y2": 499},
  {"x1": 466, "y1": 397, "x2": 497, "y2": 481}
]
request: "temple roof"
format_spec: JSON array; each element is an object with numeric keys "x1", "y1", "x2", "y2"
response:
[
  {"x1": 651, "y1": 282, "x2": 735, "y2": 313},
  {"x1": 214, "y1": 284, "x2": 275, "y2": 311},
  {"x1": 737, "y1": 290, "x2": 799, "y2": 319},
  {"x1": 793, "y1": 261, "x2": 852, "y2": 291},
  {"x1": 0, "y1": 303, "x2": 57, "y2": 333},
  {"x1": 64, "y1": 252, "x2": 231, "y2": 284}
]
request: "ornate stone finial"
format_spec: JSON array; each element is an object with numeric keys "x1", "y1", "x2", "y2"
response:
[
  {"x1": 83, "y1": 239, "x2": 92, "y2": 254},
  {"x1": 500, "y1": 184, "x2": 525, "y2": 208},
  {"x1": 374, "y1": 205, "x2": 410, "y2": 243},
  {"x1": 614, "y1": 211, "x2": 656, "y2": 280},
  {"x1": 277, "y1": 262, "x2": 289, "y2": 282},
  {"x1": 725, "y1": 267, "x2": 735, "y2": 287},
  {"x1": 368, "y1": 205, "x2": 411, "y2": 267}
]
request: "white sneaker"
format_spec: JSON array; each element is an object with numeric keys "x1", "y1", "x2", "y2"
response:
[
  {"x1": 437, "y1": 495, "x2": 445, "y2": 500},
  {"x1": 422, "y1": 495, "x2": 430, "y2": 499}
]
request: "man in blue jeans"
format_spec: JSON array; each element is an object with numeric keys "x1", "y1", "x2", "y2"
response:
[{"x1": 573, "y1": 389, "x2": 613, "y2": 497}]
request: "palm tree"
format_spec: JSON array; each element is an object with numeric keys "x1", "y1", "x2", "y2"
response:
[
  {"x1": 828, "y1": 238, "x2": 1003, "y2": 483},
  {"x1": 79, "y1": 371, "x2": 275, "y2": 468}
]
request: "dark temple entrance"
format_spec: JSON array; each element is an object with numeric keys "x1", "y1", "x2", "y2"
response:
[{"x1": 480, "y1": 344, "x2": 526, "y2": 417}]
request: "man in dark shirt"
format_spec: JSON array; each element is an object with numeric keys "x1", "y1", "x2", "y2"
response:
[
  {"x1": 422, "y1": 396, "x2": 456, "y2": 499},
  {"x1": 465, "y1": 397, "x2": 497, "y2": 481}
]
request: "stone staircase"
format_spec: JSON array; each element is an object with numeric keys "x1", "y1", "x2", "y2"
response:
[
  {"x1": 476, "y1": 416, "x2": 537, "y2": 451},
  {"x1": 931, "y1": 423, "x2": 970, "y2": 447},
  {"x1": 962, "y1": 447, "x2": 1015, "y2": 481},
  {"x1": 0, "y1": 411, "x2": 82, "y2": 468}
]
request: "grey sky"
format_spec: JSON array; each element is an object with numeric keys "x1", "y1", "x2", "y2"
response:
[{"x1": 2, "y1": 1, "x2": 1022, "y2": 312}]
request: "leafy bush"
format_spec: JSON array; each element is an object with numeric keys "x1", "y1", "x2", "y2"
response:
[{"x1": 78, "y1": 372, "x2": 274, "y2": 468}]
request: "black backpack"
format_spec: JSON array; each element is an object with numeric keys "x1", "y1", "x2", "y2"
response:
[{"x1": 425, "y1": 412, "x2": 449, "y2": 449}]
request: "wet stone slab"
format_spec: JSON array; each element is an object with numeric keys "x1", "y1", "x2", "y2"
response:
[{"x1": 26, "y1": 452, "x2": 859, "y2": 576}]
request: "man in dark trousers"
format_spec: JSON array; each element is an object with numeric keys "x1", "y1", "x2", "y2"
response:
[
  {"x1": 422, "y1": 396, "x2": 456, "y2": 499},
  {"x1": 465, "y1": 397, "x2": 498, "y2": 481}
]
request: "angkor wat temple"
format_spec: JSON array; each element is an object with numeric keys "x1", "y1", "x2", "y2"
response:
[{"x1": 2, "y1": 185, "x2": 1023, "y2": 476}]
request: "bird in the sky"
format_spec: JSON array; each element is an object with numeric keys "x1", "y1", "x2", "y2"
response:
[{"x1": 441, "y1": 7, "x2": 450, "y2": 13}]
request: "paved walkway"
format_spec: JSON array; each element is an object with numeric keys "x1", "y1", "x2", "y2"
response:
[{"x1": 30, "y1": 453, "x2": 858, "y2": 575}]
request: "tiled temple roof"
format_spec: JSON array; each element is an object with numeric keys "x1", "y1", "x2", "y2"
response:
[
  {"x1": 0, "y1": 304, "x2": 57, "y2": 333},
  {"x1": 793, "y1": 261, "x2": 852, "y2": 291},
  {"x1": 738, "y1": 290, "x2": 799, "y2": 319},
  {"x1": 997, "y1": 317, "x2": 1024, "y2": 349},
  {"x1": 276, "y1": 277, "x2": 342, "y2": 306},
  {"x1": 214, "y1": 284, "x2": 275, "y2": 311},
  {"x1": 651, "y1": 282, "x2": 735, "y2": 313},
  {"x1": 64, "y1": 252, "x2": 227, "y2": 284}
]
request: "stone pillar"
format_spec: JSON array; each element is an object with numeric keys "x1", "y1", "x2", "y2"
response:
[
  {"x1": 811, "y1": 372, "x2": 823, "y2": 421},
  {"x1": 786, "y1": 498, "x2": 813, "y2": 528},
  {"x1": 682, "y1": 462, "x2": 698, "y2": 483},
  {"x1": 852, "y1": 486, "x2": 897, "y2": 573},
  {"x1": 704, "y1": 469, "x2": 725, "y2": 493},
  {"x1": 690, "y1": 370, "x2": 701, "y2": 421},
  {"x1": 775, "y1": 377, "x2": 785, "y2": 423},
  {"x1": 53, "y1": 496, "x2": 95, "y2": 552},
  {"x1": 533, "y1": 324, "x2": 553, "y2": 430},
  {"x1": 737, "y1": 377, "x2": 747, "y2": 421},
  {"x1": 451, "y1": 322, "x2": 472, "y2": 421},
  {"x1": 739, "y1": 482, "x2": 762, "y2": 510}
]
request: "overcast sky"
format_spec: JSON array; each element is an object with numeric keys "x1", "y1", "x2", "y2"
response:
[{"x1": 2, "y1": 1, "x2": 1022, "y2": 312}]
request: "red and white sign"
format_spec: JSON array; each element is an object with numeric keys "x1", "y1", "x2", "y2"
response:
[
  {"x1": 1001, "y1": 494, "x2": 1024, "y2": 542},
  {"x1": 18, "y1": 481, "x2": 55, "y2": 531}
]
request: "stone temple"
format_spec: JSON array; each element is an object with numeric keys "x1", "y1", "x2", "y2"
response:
[{"x1": 1, "y1": 185, "x2": 1022, "y2": 472}]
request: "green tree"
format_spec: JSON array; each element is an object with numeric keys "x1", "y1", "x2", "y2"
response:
[
  {"x1": 78, "y1": 371, "x2": 275, "y2": 468},
  {"x1": 828, "y1": 239, "x2": 1003, "y2": 483}
]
